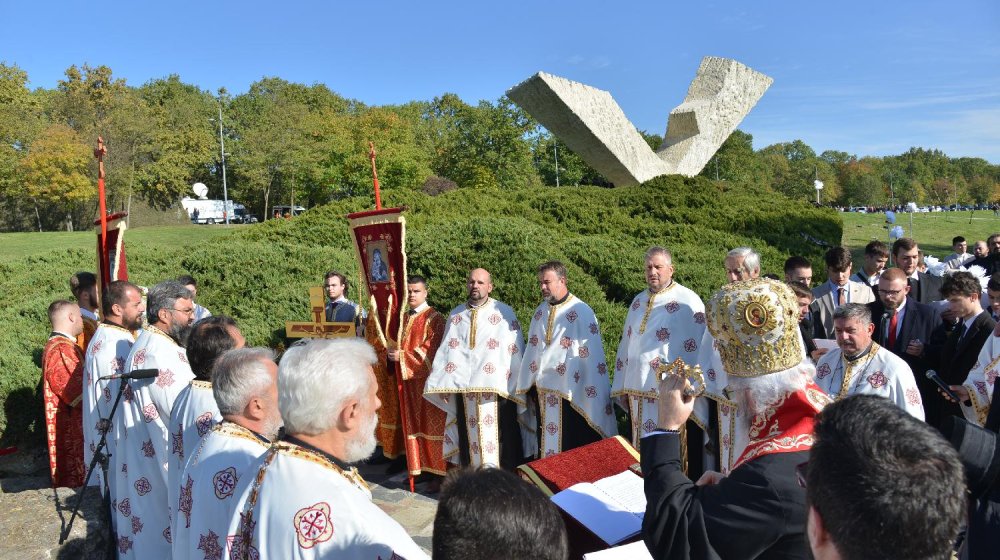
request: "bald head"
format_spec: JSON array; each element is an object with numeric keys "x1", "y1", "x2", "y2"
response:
[
  {"x1": 467, "y1": 268, "x2": 494, "y2": 306},
  {"x1": 880, "y1": 268, "x2": 907, "y2": 283}
]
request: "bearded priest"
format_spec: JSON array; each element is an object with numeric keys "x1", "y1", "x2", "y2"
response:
[
  {"x1": 517, "y1": 261, "x2": 616, "y2": 458},
  {"x1": 642, "y1": 278, "x2": 831, "y2": 560},
  {"x1": 112, "y1": 280, "x2": 196, "y2": 559},
  {"x1": 224, "y1": 339, "x2": 428, "y2": 559},
  {"x1": 424, "y1": 268, "x2": 533, "y2": 469}
]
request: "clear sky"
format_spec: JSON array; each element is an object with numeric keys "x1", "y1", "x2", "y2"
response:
[{"x1": 2, "y1": 1, "x2": 998, "y2": 162}]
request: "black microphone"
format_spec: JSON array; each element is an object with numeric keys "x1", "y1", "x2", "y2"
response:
[
  {"x1": 925, "y1": 369, "x2": 971, "y2": 405},
  {"x1": 98, "y1": 368, "x2": 159, "y2": 381}
]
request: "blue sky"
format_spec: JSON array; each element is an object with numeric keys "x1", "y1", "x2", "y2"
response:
[{"x1": 2, "y1": 1, "x2": 998, "y2": 162}]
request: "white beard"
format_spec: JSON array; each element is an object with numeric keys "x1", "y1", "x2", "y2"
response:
[{"x1": 343, "y1": 411, "x2": 378, "y2": 463}]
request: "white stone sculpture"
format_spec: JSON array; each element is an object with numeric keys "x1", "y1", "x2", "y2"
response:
[{"x1": 507, "y1": 56, "x2": 773, "y2": 186}]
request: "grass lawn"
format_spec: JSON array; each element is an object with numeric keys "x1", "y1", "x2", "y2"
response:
[
  {"x1": 0, "y1": 224, "x2": 239, "y2": 260},
  {"x1": 839, "y1": 209, "x2": 1000, "y2": 262}
]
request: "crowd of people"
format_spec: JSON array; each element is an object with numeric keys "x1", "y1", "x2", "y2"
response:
[{"x1": 37, "y1": 233, "x2": 1000, "y2": 559}]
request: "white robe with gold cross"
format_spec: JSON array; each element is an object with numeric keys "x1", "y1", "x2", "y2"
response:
[
  {"x1": 518, "y1": 294, "x2": 616, "y2": 457},
  {"x1": 113, "y1": 326, "x2": 195, "y2": 559},
  {"x1": 167, "y1": 380, "x2": 222, "y2": 534},
  {"x1": 224, "y1": 442, "x2": 429, "y2": 559},
  {"x1": 611, "y1": 283, "x2": 707, "y2": 446},
  {"x1": 960, "y1": 336, "x2": 1000, "y2": 426},
  {"x1": 172, "y1": 421, "x2": 270, "y2": 560},
  {"x1": 82, "y1": 323, "x2": 134, "y2": 492},
  {"x1": 815, "y1": 344, "x2": 925, "y2": 420},
  {"x1": 424, "y1": 298, "x2": 533, "y2": 467}
]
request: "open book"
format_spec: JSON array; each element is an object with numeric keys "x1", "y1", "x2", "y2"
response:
[
  {"x1": 550, "y1": 470, "x2": 646, "y2": 546},
  {"x1": 583, "y1": 541, "x2": 654, "y2": 560}
]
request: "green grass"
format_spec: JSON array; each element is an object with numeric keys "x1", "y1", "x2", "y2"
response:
[
  {"x1": 839, "y1": 209, "x2": 1000, "y2": 262},
  {"x1": 0, "y1": 225, "x2": 238, "y2": 260}
]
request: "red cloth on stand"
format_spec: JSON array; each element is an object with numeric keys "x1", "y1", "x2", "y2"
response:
[{"x1": 518, "y1": 436, "x2": 642, "y2": 559}]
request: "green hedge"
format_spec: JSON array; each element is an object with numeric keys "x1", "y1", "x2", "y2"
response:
[{"x1": 0, "y1": 177, "x2": 841, "y2": 446}]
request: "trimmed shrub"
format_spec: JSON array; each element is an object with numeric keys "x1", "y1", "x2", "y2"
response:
[{"x1": 0, "y1": 177, "x2": 841, "y2": 445}]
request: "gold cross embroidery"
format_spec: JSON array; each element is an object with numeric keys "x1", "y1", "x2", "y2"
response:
[
  {"x1": 545, "y1": 295, "x2": 573, "y2": 345},
  {"x1": 639, "y1": 283, "x2": 673, "y2": 335}
]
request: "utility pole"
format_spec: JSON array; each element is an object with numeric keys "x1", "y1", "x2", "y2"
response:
[
  {"x1": 217, "y1": 104, "x2": 229, "y2": 225},
  {"x1": 554, "y1": 143, "x2": 560, "y2": 187}
]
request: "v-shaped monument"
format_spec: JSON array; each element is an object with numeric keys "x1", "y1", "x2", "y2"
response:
[{"x1": 507, "y1": 56, "x2": 773, "y2": 186}]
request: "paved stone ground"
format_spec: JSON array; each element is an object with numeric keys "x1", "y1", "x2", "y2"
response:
[{"x1": 0, "y1": 446, "x2": 439, "y2": 559}]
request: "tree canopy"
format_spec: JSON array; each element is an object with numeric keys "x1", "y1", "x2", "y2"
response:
[{"x1": 0, "y1": 62, "x2": 997, "y2": 231}]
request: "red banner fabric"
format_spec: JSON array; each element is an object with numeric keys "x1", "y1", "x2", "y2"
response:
[{"x1": 347, "y1": 207, "x2": 407, "y2": 346}]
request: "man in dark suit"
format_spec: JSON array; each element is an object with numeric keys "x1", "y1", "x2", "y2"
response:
[
  {"x1": 927, "y1": 271, "x2": 996, "y2": 429},
  {"x1": 868, "y1": 268, "x2": 942, "y2": 381},
  {"x1": 967, "y1": 233, "x2": 1000, "y2": 275},
  {"x1": 892, "y1": 238, "x2": 944, "y2": 305}
]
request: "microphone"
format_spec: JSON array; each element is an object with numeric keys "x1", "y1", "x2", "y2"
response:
[
  {"x1": 98, "y1": 368, "x2": 159, "y2": 382},
  {"x1": 925, "y1": 370, "x2": 971, "y2": 405}
]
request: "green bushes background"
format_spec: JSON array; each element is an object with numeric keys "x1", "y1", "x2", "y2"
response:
[{"x1": 0, "y1": 176, "x2": 840, "y2": 446}]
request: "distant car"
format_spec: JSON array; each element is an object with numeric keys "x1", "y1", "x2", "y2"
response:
[{"x1": 919, "y1": 207, "x2": 930, "y2": 213}]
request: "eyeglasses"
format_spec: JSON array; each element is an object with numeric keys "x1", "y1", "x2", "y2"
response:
[
  {"x1": 795, "y1": 460, "x2": 809, "y2": 488},
  {"x1": 878, "y1": 289, "x2": 903, "y2": 296},
  {"x1": 170, "y1": 307, "x2": 195, "y2": 316}
]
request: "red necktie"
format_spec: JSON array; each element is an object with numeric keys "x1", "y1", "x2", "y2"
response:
[{"x1": 888, "y1": 312, "x2": 899, "y2": 348}]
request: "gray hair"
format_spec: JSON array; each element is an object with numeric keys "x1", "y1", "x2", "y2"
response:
[
  {"x1": 729, "y1": 359, "x2": 814, "y2": 415},
  {"x1": 278, "y1": 338, "x2": 377, "y2": 435},
  {"x1": 727, "y1": 247, "x2": 760, "y2": 275},
  {"x1": 146, "y1": 280, "x2": 192, "y2": 323},
  {"x1": 213, "y1": 347, "x2": 277, "y2": 416},
  {"x1": 833, "y1": 302, "x2": 872, "y2": 326},
  {"x1": 645, "y1": 246, "x2": 673, "y2": 263}
]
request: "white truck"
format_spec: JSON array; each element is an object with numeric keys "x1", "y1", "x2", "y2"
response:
[{"x1": 182, "y1": 197, "x2": 236, "y2": 224}]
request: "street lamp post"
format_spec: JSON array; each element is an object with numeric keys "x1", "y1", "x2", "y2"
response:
[{"x1": 216, "y1": 105, "x2": 229, "y2": 225}]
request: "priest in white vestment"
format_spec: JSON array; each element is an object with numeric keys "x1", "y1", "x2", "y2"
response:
[
  {"x1": 82, "y1": 280, "x2": 144, "y2": 494},
  {"x1": 611, "y1": 247, "x2": 707, "y2": 446},
  {"x1": 814, "y1": 303, "x2": 925, "y2": 419},
  {"x1": 225, "y1": 338, "x2": 428, "y2": 560},
  {"x1": 167, "y1": 316, "x2": 244, "y2": 529},
  {"x1": 951, "y1": 330, "x2": 1000, "y2": 426},
  {"x1": 518, "y1": 261, "x2": 615, "y2": 458},
  {"x1": 172, "y1": 347, "x2": 281, "y2": 560},
  {"x1": 424, "y1": 268, "x2": 533, "y2": 469},
  {"x1": 111, "y1": 281, "x2": 195, "y2": 558}
]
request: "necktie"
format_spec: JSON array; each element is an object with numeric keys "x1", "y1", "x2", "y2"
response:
[
  {"x1": 908, "y1": 277, "x2": 919, "y2": 300},
  {"x1": 955, "y1": 321, "x2": 967, "y2": 343},
  {"x1": 836, "y1": 287, "x2": 846, "y2": 307},
  {"x1": 887, "y1": 311, "x2": 899, "y2": 348}
]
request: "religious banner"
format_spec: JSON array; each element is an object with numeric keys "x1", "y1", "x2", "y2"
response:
[
  {"x1": 347, "y1": 207, "x2": 407, "y2": 349},
  {"x1": 94, "y1": 211, "x2": 129, "y2": 291}
]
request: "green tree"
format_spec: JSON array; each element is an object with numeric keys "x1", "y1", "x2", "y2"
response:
[
  {"x1": 20, "y1": 124, "x2": 96, "y2": 230},
  {"x1": 699, "y1": 130, "x2": 770, "y2": 185},
  {"x1": 0, "y1": 63, "x2": 45, "y2": 230}
]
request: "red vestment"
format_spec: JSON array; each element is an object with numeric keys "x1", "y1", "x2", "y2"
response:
[
  {"x1": 373, "y1": 306, "x2": 448, "y2": 475},
  {"x1": 42, "y1": 335, "x2": 86, "y2": 487}
]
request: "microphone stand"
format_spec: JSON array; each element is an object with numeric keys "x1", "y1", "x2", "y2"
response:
[{"x1": 59, "y1": 376, "x2": 128, "y2": 557}]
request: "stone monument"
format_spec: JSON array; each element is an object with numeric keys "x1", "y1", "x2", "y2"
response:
[{"x1": 507, "y1": 56, "x2": 773, "y2": 186}]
